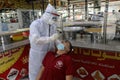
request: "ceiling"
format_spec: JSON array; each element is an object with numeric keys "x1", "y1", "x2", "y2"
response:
[
  {"x1": 59, "y1": 0, "x2": 120, "y2": 6},
  {"x1": 60, "y1": 0, "x2": 93, "y2": 2},
  {"x1": 60, "y1": 0, "x2": 120, "y2": 2}
]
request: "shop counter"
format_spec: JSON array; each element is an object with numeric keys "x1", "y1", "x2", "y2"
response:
[
  {"x1": 84, "y1": 28, "x2": 102, "y2": 43},
  {"x1": 0, "y1": 39, "x2": 29, "y2": 52},
  {"x1": 63, "y1": 27, "x2": 84, "y2": 40},
  {"x1": 0, "y1": 28, "x2": 30, "y2": 80},
  {"x1": 63, "y1": 21, "x2": 102, "y2": 28},
  {"x1": 0, "y1": 28, "x2": 29, "y2": 51},
  {"x1": 71, "y1": 40, "x2": 120, "y2": 52},
  {"x1": 71, "y1": 41, "x2": 120, "y2": 80},
  {"x1": 0, "y1": 28, "x2": 29, "y2": 36}
]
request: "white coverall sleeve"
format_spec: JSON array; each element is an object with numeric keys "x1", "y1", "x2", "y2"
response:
[
  {"x1": 32, "y1": 33, "x2": 59, "y2": 44},
  {"x1": 29, "y1": 21, "x2": 59, "y2": 44}
]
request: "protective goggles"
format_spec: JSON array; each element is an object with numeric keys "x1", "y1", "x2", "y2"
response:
[{"x1": 52, "y1": 16, "x2": 58, "y2": 21}]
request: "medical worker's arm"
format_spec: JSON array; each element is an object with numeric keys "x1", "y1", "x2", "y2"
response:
[
  {"x1": 32, "y1": 33, "x2": 59, "y2": 44},
  {"x1": 30, "y1": 21, "x2": 59, "y2": 44},
  {"x1": 66, "y1": 75, "x2": 73, "y2": 80},
  {"x1": 36, "y1": 65, "x2": 44, "y2": 80}
]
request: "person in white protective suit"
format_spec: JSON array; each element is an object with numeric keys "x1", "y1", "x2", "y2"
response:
[
  {"x1": 114, "y1": 10, "x2": 120, "y2": 34},
  {"x1": 101, "y1": 10, "x2": 117, "y2": 40},
  {"x1": 29, "y1": 4, "x2": 60, "y2": 80},
  {"x1": 114, "y1": 10, "x2": 120, "y2": 22}
]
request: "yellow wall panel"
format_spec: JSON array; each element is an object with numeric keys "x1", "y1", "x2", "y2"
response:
[
  {"x1": 0, "y1": 0, "x2": 42, "y2": 9},
  {"x1": 0, "y1": 0, "x2": 62, "y2": 10}
]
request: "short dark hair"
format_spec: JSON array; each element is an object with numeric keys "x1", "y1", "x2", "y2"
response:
[
  {"x1": 118, "y1": 10, "x2": 120, "y2": 12},
  {"x1": 64, "y1": 40, "x2": 73, "y2": 54}
]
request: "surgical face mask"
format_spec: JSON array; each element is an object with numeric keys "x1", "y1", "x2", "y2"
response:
[
  {"x1": 57, "y1": 43, "x2": 64, "y2": 50},
  {"x1": 48, "y1": 16, "x2": 57, "y2": 25},
  {"x1": 48, "y1": 20, "x2": 55, "y2": 25}
]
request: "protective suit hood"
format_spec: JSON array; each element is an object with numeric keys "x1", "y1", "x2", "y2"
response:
[
  {"x1": 45, "y1": 3, "x2": 59, "y2": 16},
  {"x1": 41, "y1": 4, "x2": 59, "y2": 25}
]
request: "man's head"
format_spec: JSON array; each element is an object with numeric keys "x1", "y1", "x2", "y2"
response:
[
  {"x1": 118, "y1": 9, "x2": 120, "y2": 12},
  {"x1": 112, "y1": 10, "x2": 115, "y2": 14},
  {"x1": 57, "y1": 40, "x2": 73, "y2": 54},
  {"x1": 41, "y1": 4, "x2": 60, "y2": 25}
]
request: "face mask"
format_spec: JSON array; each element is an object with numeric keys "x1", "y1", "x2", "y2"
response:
[
  {"x1": 48, "y1": 16, "x2": 57, "y2": 25},
  {"x1": 57, "y1": 43, "x2": 64, "y2": 50},
  {"x1": 48, "y1": 20, "x2": 55, "y2": 25}
]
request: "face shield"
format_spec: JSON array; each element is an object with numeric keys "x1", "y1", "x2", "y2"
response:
[
  {"x1": 48, "y1": 13, "x2": 59, "y2": 25},
  {"x1": 43, "y1": 4, "x2": 60, "y2": 25}
]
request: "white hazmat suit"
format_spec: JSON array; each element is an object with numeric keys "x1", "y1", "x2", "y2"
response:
[
  {"x1": 101, "y1": 12, "x2": 117, "y2": 40},
  {"x1": 29, "y1": 4, "x2": 60, "y2": 80}
]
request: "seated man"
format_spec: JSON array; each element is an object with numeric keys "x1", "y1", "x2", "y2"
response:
[{"x1": 36, "y1": 40, "x2": 74, "y2": 80}]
